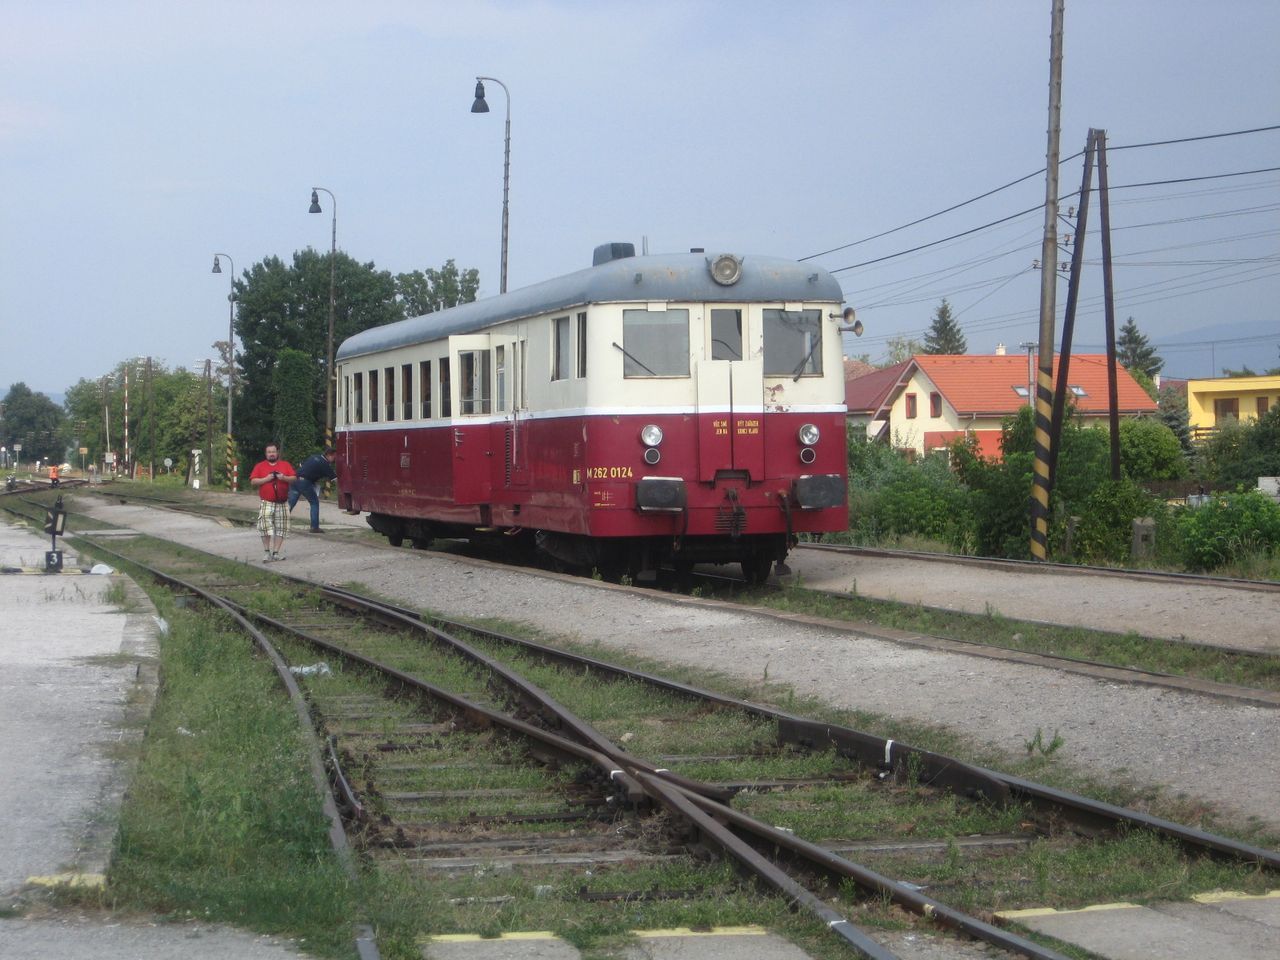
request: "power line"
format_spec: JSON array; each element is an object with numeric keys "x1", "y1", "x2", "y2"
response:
[{"x1": 1108, "y1": 123, "x2": 1280, "y2": 151}]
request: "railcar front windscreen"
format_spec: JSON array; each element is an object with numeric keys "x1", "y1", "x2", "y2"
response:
[{"x1": 622, "y1": 308, "x2": 690, "y2": 377}]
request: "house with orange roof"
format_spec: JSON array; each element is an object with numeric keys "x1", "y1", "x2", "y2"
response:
[
  {"x1": 867, "y1": 353, "x2": 1158, "y2": 458},
  {"x1": 844, "y1": 360, "x2": 909, "y2": 438}
]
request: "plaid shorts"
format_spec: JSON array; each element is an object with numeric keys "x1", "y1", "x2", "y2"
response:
[{"x1": 257, "y1": 500, "x2": 291, "y2": 538}]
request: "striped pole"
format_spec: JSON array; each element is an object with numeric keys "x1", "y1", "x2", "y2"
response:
[
  {"x1": 1031, "y1": 0, "x2": 1065, "y2": 562},
  {"x1": 226, "y1": 434, "x2": 238, "y2": 492}
]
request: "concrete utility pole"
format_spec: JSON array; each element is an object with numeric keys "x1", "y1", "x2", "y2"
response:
[{"x1": 1030, "y1": 0, "x2": 1065, "y2": 561}]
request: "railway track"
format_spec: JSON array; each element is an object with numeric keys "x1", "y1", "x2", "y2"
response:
[
  {"x1": 7, "y1": 490, "x2": 1273, "y2": 959},
  {"x1": 25, "y1": 485, "x2": 1280, "y2": 709}
]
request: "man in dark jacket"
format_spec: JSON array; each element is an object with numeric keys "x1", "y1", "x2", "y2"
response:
[{"x1": 287, "y1": 448, "x2": 338, "y2": 532}]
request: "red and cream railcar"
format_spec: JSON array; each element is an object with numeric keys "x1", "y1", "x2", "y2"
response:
[{"x1": 334, "y1": 244, "x2": 850, "y2": 582}]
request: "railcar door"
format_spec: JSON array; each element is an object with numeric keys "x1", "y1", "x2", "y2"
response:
[
  {"x1": 491, "y1": 336, "x2": 530, "y2": 494},
  {"x1": 696, "y1": 307, "x2": 764, "y2": 481},
  {"x1": 450, "y1": 336, "x2": 494, "y2": 507}
]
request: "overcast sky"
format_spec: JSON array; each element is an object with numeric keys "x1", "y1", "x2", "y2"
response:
[{"x1": 2, "y1": 0, "x2": 1277, "y2": 399}]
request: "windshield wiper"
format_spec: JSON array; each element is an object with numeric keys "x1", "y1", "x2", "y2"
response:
[
  {"x1": 792, "y1": 337, "x2": 821, "y2": 381},
  {"x1": 613, "y1": 341, "x2": 656, "y2": 376}
]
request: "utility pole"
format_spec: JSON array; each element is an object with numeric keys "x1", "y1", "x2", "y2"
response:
[
  {"x1": 1097, "y1": 130, "x2": 1122, "y2": 481},
  {"x1": 1030, "y1": 0, "x2": 1065, "y2": 562}
]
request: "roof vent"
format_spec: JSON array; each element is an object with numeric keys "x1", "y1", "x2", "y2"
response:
[{"x1": 593, "y1": 242, "x2": 636, "y2": 266}]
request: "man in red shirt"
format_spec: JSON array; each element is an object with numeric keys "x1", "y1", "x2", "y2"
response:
[{"x1": 249, "y1": 443, "x2": 296, "y2": 562}]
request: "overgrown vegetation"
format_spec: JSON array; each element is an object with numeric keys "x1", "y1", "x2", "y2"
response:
[{"x1": 844, "y1": 405, "x2": 1280, "y2": 579}]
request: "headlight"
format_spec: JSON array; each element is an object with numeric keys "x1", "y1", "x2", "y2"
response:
[
  {"x1": 798, "y1": 423, "x2": 820, "y2": 446},
  {"x1": 640, "y1": 424, "x2": 664, "y2": 447}
]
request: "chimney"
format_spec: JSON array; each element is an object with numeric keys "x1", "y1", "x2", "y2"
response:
[{"x1": 995, "y1": 343, "x2": 1007, "y2": 356}]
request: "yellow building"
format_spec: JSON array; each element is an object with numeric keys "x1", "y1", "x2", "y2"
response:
[{"x1": 1186, "y1": 374, "x2": 1280, "y2": 439}]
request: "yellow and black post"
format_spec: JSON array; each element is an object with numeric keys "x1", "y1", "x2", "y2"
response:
[
  {"x1": 1031, "y1": 0, "x2": 1065, "y2": 561},
  {"x1": 226, "y1": 433, "x2": 238, "y2": 492}
]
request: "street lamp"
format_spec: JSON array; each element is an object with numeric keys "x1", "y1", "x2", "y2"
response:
[
  {"x1": 309, "y1": 187, "x2": 337, "y2": 446},
  {"x1": 211, "y1": 254, "x2": 236, "y2": 438},
  {"x1": 470, "y1": 76, "x2": 511, "y2": 294}
]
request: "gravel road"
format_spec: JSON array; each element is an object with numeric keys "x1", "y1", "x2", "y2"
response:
[{"x1": 75, "y1": 497, "x2": 1280, "y2": 835}]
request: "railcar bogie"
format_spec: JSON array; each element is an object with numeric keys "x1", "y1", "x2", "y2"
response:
[{"x1": 335, "y1": 245, "x2": 852, "y2": 583}]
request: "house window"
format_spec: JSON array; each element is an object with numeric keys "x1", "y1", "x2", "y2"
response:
[
  {"x1": 929, "y1": 392, "x2": 941, "y2": 418},
  {"x1": 351, "y1": 372, "x2": 362, "y2": 424},
  {"x1": 419, "y1": 360, "x2": 432, "y2": 419},
  {"x1": 401, "y1": 364, "x2": 413, "y2": 421},
  {"x1": 905, "y1": 393, "x2": 917, "y2": 419},
  {"x1": 1012, "y1": 385, "x2": 1030, "y2": 399},
  {"x1": 1214, "y1": 397, "x2": 1238, "y2": 423},
  {"x1": 576, "y1": 312, "x2": 588, "y2": 378},
  {"x1": 552, "y1": 315, "x2": 571, "y2": 381},
  {"x1": 1258, "y1": 397, "x2": 1270, "y2": 419},
  {"x1": 1070, "y1": 385, "x2": 1087, "y2": 397}
]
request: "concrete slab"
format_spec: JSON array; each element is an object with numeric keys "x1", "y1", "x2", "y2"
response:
[
  {"x1": 0, "y1": 917, "x2": 310, "y2": 959},
  {"x1": 998, "y1": 891, "x2": 1280, "y2": 960}
]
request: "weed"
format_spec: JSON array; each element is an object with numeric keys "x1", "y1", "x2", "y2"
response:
[{"x1": 1024, "y1": 727, "x2": 1065, "y2": 757}]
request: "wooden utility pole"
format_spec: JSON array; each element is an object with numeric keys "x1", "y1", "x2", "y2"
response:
[
  {"x1": 1097, "y1": 130, "x2": 1122, "y2": 480},
  {"x1": 1031, "y1": 0, "x2": 1065, "y2": 561}
]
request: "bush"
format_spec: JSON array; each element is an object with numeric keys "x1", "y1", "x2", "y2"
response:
[
  {"x1": 1071, "y1": 479, "x2": 1163, "y2": 565},
  {"x1": 1177, "y1": 491, "x2": 1280, "y2": 571},
  {"x1": 1118, "y1": 418, "x2": 1187, "y2": 482}
]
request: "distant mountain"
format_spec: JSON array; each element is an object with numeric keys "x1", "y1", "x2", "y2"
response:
[{"x1": 1151, "y1": 319, "x2": 1279, "y2": 379}]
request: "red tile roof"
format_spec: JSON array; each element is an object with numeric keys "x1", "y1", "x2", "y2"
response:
[
  {"x1": 844, "y1": 361, "x2": 910, "y2": 413},
  {"x1": 908, "y1": 354, "x2": 1157, "y2": 416}
]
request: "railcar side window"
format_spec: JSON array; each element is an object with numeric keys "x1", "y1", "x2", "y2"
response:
[
  {"x1": 440, "y1": 360, "x2": 452, "y2": 417},
  {"x1": 352, "y1": 373, "x2": 363, "y2": 424},
  {"x1": 384, "y1": 366, "x2": 395, "y2": 422},
  {"x1": 368, "y1": 369, "x2": 379, "y2": 422},
  {"x1": 763, "y1": 309, "x2": 822, "y2": 377},
  {"x1": 459, "y1": 350, "x2": 491, "y2": 415},
  {"x1": 552, "y1": 315, "x2": 571, "y2": 381},
  {"x1": 401, "y1": 364, "x2": 413, "y2": 421},
  {"x1": 621, "y1": 308, "x2": 690, "y2": 377},
  {"x1": 495, "y1": 346, "x2": 506, "y2": 412},
  {"x1": 420, "y1": 360, "x2": 432, "y2": 419},
  {"x1": 576, "y1": 312, "x2": 588, "y2": 378},
  {"x1": 710, "y1": 309, "x2": 743, "y2": 360}
]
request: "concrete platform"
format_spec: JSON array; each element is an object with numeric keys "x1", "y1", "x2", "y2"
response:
[{"x1": 997, "y1": 890, "x2": 1280, "y2": 959}]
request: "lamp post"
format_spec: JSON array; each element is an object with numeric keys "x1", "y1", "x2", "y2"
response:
[
  {"x1": 212, "y1": 254, "x2": 239, "y2": 489},
  {"x1": 309, "y1": 187, "x2": 338, "y2": 446},
  {"x1": 470, "y1": 77, "x2": 510, "y2": 294}
]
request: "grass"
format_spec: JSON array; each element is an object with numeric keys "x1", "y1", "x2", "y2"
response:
[{"x1": 88, "y1": 590, "x2": 360, "y2": 957}]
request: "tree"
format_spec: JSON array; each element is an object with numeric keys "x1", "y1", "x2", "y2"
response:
[
  {"x1": 884, "y1": 336, "x2": 925, "y2": 366},
  {"x1": 922, "y1": 299, "x2": 967, "y2": 354},
  {"x1": 235, "y1": 250, "x2": 402, "y2": 462},
  {"x1": 1156, "y1": 385, "x2": 1192, "y2": 452},
  {"x1": 272, "y1": 349, "x2": 318, "y2": 461},
  {"x1": 1, "y1": 383, "x2": 65, "y2": 464},
  {"x1": 1116, "y1": 317, "x2": 1163, "y2": 379},
  {"x1": 396, "y1": 259, "x2": 480, "y2": 317}
]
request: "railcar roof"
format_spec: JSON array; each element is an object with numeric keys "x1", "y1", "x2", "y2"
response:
[{"x1": 337, "y1": 251, "x2": 844, "y2": 361}]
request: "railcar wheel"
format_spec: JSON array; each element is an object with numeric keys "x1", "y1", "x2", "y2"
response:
[
  {"x1": 387, "y1": 534, "x2": 404, "y2": 548},
  {"x1": 741, "y1": 553, "x2": 774, "y2": 586},
  {"x1": 411, "y1": 537, "x2": 432, "y2": 550}
]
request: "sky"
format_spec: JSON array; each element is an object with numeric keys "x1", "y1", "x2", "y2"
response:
[{"x1": 1, "y1": 0, "x2": 1277, "y2": 401}]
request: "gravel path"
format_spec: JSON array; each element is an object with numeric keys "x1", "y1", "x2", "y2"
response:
[
  {"x1": 74, "y1": 498, "x2": 1280, "y2": 835},
  {"x1": 787, "y1": 546, "x2": 1280, "y2": 654}
]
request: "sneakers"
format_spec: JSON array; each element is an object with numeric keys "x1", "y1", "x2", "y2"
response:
[
  {"x1": 272, "y1": 552, "x2": 285, "y2": 562},
  {"x1": 263, "y1": 551, "x2": 272, "y2": 563}
]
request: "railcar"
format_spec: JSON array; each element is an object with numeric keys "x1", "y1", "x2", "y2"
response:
[{"x1": 334, "y1": 243, "x2": 851, "y2": 582}]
